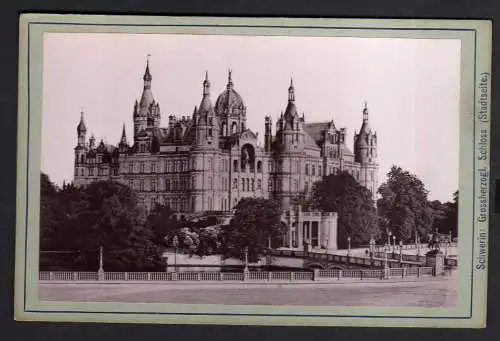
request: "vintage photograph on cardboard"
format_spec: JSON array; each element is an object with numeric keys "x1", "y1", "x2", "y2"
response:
[{"x1": 15, "y1": 15, "x2": 491, "y2": 327}]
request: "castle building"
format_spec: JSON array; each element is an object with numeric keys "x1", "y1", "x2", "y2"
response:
[{"x1": 73, "y1": 59, "x2": 378, "y2": 251}]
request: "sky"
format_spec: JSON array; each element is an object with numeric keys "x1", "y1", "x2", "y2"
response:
[{"x1": 42, "y1": 33, "x2": 461, "y2": 202}]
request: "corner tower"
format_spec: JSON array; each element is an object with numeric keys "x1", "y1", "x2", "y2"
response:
[
  {"x1": 133, "y1": 55, "x2": 161, "y2": 140},
  {"x1": 354, "y1": 101, "x2": 378, "y2": 199}
]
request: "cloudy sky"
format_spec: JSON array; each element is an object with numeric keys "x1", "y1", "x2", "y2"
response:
[{"x1": 42, "y1": 33, "x2": 461, "y2": 202}]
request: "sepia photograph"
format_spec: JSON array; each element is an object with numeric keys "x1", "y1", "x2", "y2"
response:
[{"x1": 15, "y1": 15, "x2": 491, "y2": 328}]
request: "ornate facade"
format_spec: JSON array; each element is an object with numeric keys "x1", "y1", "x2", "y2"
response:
[{"x1": 73, "y1": 60, "x2": 378, "y2": 250}]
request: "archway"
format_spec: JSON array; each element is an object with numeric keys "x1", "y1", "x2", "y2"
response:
[{"x1": 241, "y1": 144, "x2": 255, "y2": 172}]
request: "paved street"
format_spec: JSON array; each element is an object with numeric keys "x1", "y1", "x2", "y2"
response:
[{"x1": 39, "y1": 277, "x2": 457, "y2": 307}]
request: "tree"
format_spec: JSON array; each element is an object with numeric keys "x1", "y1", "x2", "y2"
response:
[
  {"x1": 434, "y1": 190, "x2": 458, "y2": 238},
  {"x1": 40, "y1": 176, "x2": 164, "y2": 271},
  {"x1": 377, "y1": 166, "x2": 435, "y2": 243},
  {"x1": 221, "y1": 198, "x2": 285, "y2": 262},
  {"x1": 145, "y1": 203, "x2": 179, "y2": 246},
  {"x1": 309, "y1": 171, "x2": 380, "y2": 248}
]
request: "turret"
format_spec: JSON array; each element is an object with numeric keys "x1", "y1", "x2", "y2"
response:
[
  {"x1": 279, "y1": 78, "x2": 303, "y2": 151},
  {"x1": 76, "y1": 110, "x2": 87, "y2": 147},
  {"x1": 134, "y1": 55, "x2": 160, "y2": 139},
  {"x1": 195, "y1": 72, "x2": 218, "y2": 146},
  {"x1": 354, "y1": 101, "x2": 377, "y2": 164},
  {"x1": 118, "y1": 123, "x2": 128, "y2": 153},
  {"x1": 264, "y1": 115, "x2": 273, "y2": 152},
  {"x1": 89, "y1": 134, "x2": 96, "y2": 149},
  {"x1": 75, "y1": 110, "x2": 87, "y2": 172}
]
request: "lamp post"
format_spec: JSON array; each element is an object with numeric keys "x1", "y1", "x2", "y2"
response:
[
  {"x1": 97, "y1": 245, "x2": 104, "y2": 280},
  {"x1": 325, "y1": 236, "x2": 329, "y2": 255},
  {"x1": 243, "y1": 246, "x2": 249, "y2": 272},
  {"x1": 347, "y1": 236, "x2": 351, "y2": 257},
  {"x1": 369, "y1": 236, "x2": 375, "y2": 267},
  {"x1": 387, "y1": 231, "x2": 392, "y2": 247},
  {"x1": 384, "y1": 244, "x2": 389, "y2": 270},
  {"x1": 416, "y1": 236, "x2": 421, "y2": 257},
  {"x1": 399, "y1": 240, "x2": 403, "y2": 263},
  {"x1": 172, "y1": 235, "x2": 179, "y2": 273},
  {"x1": 392, "y1": 235, "x2": 396, "y2": 254}
]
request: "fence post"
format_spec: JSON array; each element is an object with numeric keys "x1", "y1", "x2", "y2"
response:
[
  {"x1": 418, "y1": 267, "x2": 421, "y2": 277},
  {"x1": 147, "y1": 272, "x2": 151, "y2": 281},
  {"x1": 313, "y1": 269, "x2": 320, "y2": 281},
  {"x1": 124, "y1": 272, "x2": 128, "y2": 281},
  {"x1": 171, "y1": 272, "x2": 178, "y2": 281},
  {"x1": 268, "y1": 271, "x2": 272, "y2": 281},
  {"x1": 219, "y1": 272, "x2": 224, "y2": 281},
  {"x1": 197, "y1": 272, "x2": 201, "y2": 281},
  {"x1": 73, "y1": 272, "x2": 77, "y2": 281},
  {"x1": 360, "y1": 271, "x2": 363, "y2": 281},
  {"x1": 290, "y1": 272, "x2": 294, "y2": 281},
  {"x1": 402, "y1": 268, "x2": 406, "y2": 278},
  {"x1": 338, "y1": 270, "x2": 342, "y2": 280}
]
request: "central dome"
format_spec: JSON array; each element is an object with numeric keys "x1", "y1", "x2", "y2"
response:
[
  {"x1": 215, "y1": 69, "x2": 245, "y2": 114},
  {"x1": 215, "y1": 88, "x2": 245, "y2": 112}
]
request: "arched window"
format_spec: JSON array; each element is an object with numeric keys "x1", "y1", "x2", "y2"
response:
[
  {"x1": 257, "y1": 161, "x2": 262, "y2": 173},
  {"x1": 305, "y1": 164, "x2": 309, "y2": 175},
  {"x1": 257, "y1": 179, "x2": 262, "y2": 190},
  {"x1": 231, "y1": 122, "x2": 238, "y2": 134},
  {"x1": 312, "y1": 165, "x2": 316, "y2": 176},
  {"x1": 165, "y1": 179, "x2": 170, "y2": 191},
  {"x1": 241, "y1": 178, "x2": 245, "y2": 191},
  {"x1": 221, "y1": 122, "x2": 227, "y2": 136},
  {"x1": 246, "y1": 179, "x2": 250, "y2": 191},
  {"x1": 233, "y1": 159, "x2": 238, "y2": 172}
]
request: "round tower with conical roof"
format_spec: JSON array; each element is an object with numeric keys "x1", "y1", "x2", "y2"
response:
[
  {"x1": 192, "y1": 72, "x2": 219, "y2": 212},
  {"x1": 353, "y1": 102, "x2": 378, "y2": 199}
]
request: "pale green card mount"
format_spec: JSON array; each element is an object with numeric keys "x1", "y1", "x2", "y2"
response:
[{"x1": 15, "y1": 14, "x2": 491, "y2": 328}]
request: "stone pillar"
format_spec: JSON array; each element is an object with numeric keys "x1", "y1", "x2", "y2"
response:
[
  {"x1": 327, "y1": 213, "x2": 338, "y2": 250},
  {"x1": 426, "y1": 250, "x2": 445, "y2": 276},
  {"x1": 298, "y1": 215, "x2": 304, "y2": 250}
]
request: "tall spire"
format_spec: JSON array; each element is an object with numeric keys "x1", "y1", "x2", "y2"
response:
[
  {"x1": 288, "y1": 77, "x2": 295, "y2": 102},
  {"x1": 143, "y1": 54, "x2": 152, "y2": 84},
  {"x1": 120, "y1": 123, "x2": 128, "y2": 145},
  {"x1": 77, "y1": 109, "x2": 87, "y2": 134},
  {"x1": 203, "y1": 70, "x2": 210, "y2": 96},
  {"x1": 227, "y1": 68, "x2": 233, "y2": 90},
  {"x1": 363, "y1": 101, "x2": 369, "y2": 122}
]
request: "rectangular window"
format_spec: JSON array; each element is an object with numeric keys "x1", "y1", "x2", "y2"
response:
[
  {"x1": 151, "y1": 179, "x2": 156, "y2": 192},
  {"x1": 139, "y1": 179, "x2": 144, "y2": 191},
  {"x1": 129, "y1": 163, "x2": 133, "y2": 173},
  {"x1": 312, "y1": 165, "x2": 315, "y2": 176},
  {"x1": 151, "y1": 162, "x2": 156, "y2": 173},
  {"x1": 140, "y1": 161, "x2": 145, "y2": 173}
]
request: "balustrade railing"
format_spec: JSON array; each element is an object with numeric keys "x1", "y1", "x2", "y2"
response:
[{"x1": 39, "y1": 266, "x2": 438, "y2": 283}]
